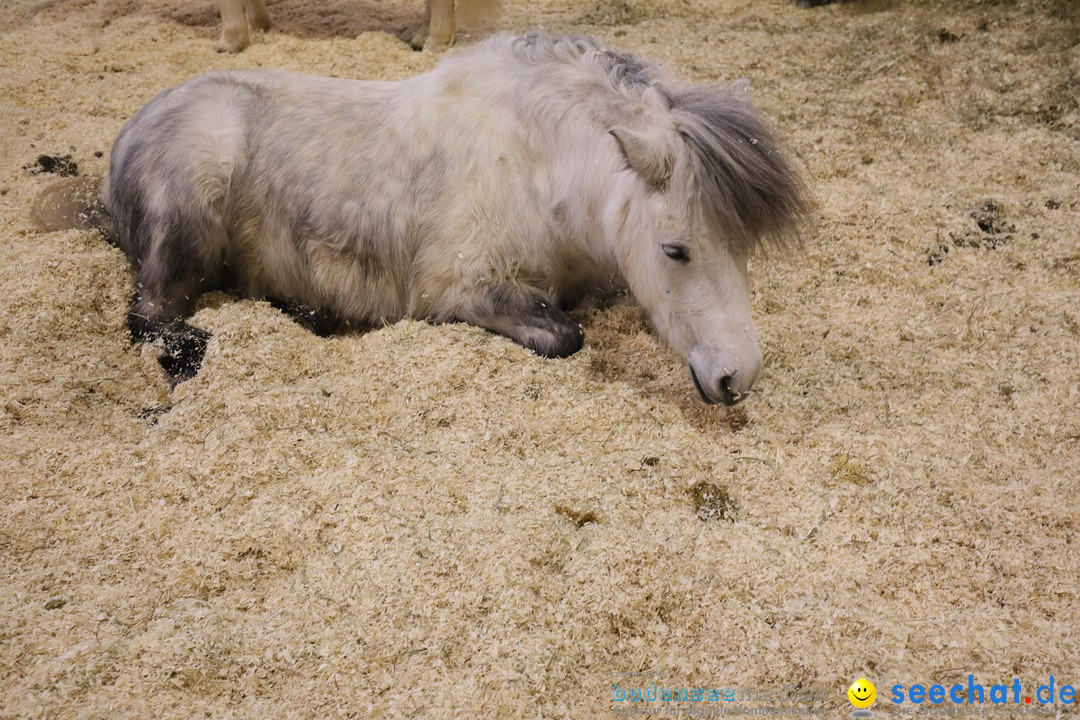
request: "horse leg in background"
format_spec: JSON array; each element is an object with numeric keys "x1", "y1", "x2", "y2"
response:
[
  {"x1": 411, "y1": 0, "x2": 454, "y2": 52},
  {"x1": 218, "y1": 0, "x2": 272, "y2": 53},
  {"x1": 245, "y1": 0, "x2": 272, "y2": 32},
  {"x1": 218, "y1": 0, "x2": 250, "y2": 52},
  {"x1": 447, "y1": 282, "x2": 585, "y2": 359}
]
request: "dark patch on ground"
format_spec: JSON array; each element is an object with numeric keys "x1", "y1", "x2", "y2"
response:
[
  {"x1": 137, "y1": 405, "x2": 171, "y2": 425},
  {"x1": 555, "y1": 504, "x2": 600, "y2": 528},
  {"x1": 23, "y1": 154, "x2": 79, "y2": 177},
  {"x1": 953, "y1": 199, "x2": 1016, "y2": 248},
  {"x1": 936, "y1": 27, "x2": 960, "y2": 43},
  {"x1": 970, "y1": 200, "x2": 1014, "y2": 235},
  {"x1": 689, "y1": 481, "x2": 736, "y2": 522},
  {"x1": 927, "y1": 243, "x2": 949, "y2": 266},
  {"x1": 929, "y1": 199, "x2": 1017, "y2": 265}
]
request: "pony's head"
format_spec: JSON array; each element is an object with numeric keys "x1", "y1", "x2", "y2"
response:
[{"x1": 608, "y1": 80, "x2": 807, "y2": 405}]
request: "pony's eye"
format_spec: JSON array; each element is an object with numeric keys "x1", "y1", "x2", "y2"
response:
[{"x1": 662, "y1": 243, "x2": 690, "y2": 263}]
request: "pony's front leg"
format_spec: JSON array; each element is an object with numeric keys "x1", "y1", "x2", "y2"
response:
[{"x1": 451, "y1": 283, "x2": 585, "y2": 359}]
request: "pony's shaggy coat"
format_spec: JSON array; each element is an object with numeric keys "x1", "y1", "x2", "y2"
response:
[{"x1": 100, "y1": 32, "x2": 806, "y2": 402}]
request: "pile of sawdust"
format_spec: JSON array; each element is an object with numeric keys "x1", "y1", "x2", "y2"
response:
[{"x1": 1, "y1": 0, "x2": 1077, "y2": 717}]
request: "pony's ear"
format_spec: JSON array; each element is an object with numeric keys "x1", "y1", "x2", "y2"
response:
[{"x1": 610, "y1": 127, "x2": 674, "y2": 186}]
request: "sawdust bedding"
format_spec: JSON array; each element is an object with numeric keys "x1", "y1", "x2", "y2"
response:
[{"x1": 1, "y1": 0, "x2": 1078, "y2": 717}]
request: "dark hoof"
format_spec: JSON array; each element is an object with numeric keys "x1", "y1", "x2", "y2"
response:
[
  {"x1": 532, "y1": 319, "x2": 585, "y2": 358},
  {"x1": 511, "y1": 300, "x2": 585, "y2": 359}
]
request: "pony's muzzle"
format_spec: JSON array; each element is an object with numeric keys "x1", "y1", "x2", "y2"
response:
[{"x1": 688, "y1": 347, "x2": 762, "y2": 405}]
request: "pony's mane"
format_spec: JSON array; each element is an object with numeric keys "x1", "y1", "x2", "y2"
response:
[
  {"x1": 509, "y1": 32, "x2": 673, "y2": 108},
  {"x1": 505, "y1": 32, "x2": 808, "y2": 253}
]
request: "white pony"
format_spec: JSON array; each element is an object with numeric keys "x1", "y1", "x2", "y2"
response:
[
  {"x1": 45, "y1": 33, "x2": 806, "y2": 404},
  {"x1": 215, "y1": 0, "x2": 496, "y2": 52}
]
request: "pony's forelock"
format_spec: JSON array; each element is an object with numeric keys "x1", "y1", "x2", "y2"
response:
[{"x1": 672, "y1": 86, "x2": 809, "y2": 254}]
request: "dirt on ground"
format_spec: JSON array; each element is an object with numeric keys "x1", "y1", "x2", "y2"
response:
[{"x1": 1, "y1": 0, "x2": 1077, "y2": 718}]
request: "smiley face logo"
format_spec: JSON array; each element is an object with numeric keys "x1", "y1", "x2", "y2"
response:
[{"x1": 848, "y1": 678, "x2": 877, "y2": 709}]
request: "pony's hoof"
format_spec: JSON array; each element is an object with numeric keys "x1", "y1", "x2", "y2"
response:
[{"x1": 512, "y1": 305, "x2": 585, "y2": 359}]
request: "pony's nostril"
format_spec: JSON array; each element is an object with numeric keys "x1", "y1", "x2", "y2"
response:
[
  {"x1": 690, "y1": 366, "x2": 753, "y2": 405},
  {"x1": 718, "y1": 374, "x2": 747, "y2": 406}
]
